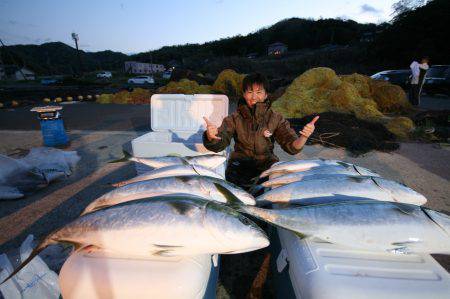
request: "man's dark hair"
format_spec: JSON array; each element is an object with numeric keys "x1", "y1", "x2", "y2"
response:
[{"x1": 242, "y1": 73, "x2": 269, "y2": 92}]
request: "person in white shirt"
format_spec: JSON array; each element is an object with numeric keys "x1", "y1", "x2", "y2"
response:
[{"x1": 409, "y1": 56, "x2": 429, "y2": 106}]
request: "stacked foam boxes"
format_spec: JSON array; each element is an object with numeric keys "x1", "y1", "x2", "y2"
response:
[
  {"x1": 268, "y1": 180, "x2": 450, "y2": 298},
  {"x1": 59, "y1": 94, "x2": 229, "y2": 299},
  {"x1": 273, "y1": 229, "x2": 450, "y2": 299}
]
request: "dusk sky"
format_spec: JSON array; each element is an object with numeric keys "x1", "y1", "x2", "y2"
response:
[{"x1": 0, "y1": 0, "x2": 397, "y2": 54}]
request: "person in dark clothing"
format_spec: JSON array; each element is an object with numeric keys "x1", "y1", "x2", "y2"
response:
[
  {"x1": 203, "y1": 73, "x2": 318, "y2": 190},
  {"x1": 409, "y1": 56, "x2": 429, "y2": 106}
]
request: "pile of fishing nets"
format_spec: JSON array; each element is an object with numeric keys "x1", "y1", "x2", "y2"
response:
[
  {"x1": 157, "y1": 79, "x2": 212, "y2": 94},
  {"x1": 157, "y1": 69, "x2": 245, "y2": 100},
  {"x1": 169, "y1": 69, "x2": 213, "y2": 85},
  {"x1": 340, "y1": 73, "x2": 411, "y2": 113},
  {"x1": 211, "y1": 69, "x2": 246, "y2": 100},
  {"x1": 96, "y1": 88, "x2": 152, "y2": 104},
  {"x1": 288, "y1": 112, "x2": 400, "y2": 155},
  {"x1": 271, "y1": 67, "x2": 415, "y2": 140},
  {"x1": 272, "y1": 67, "x2": 411, "y2": 120}
]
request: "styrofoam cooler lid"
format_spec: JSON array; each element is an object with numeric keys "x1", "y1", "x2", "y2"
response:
[{"x1": 151, "y1": 94, "x2": 229, "y2": 133}]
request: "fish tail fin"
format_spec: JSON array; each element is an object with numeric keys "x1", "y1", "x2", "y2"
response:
[
  {"x1": 109, "y1": 150, "x2": 132, "y2": 163},
  {"x1": 0, "y1": 238, "x2": 50, "y2": 285},
  {"x1": 213, "y1": 182, "x2": 243, "y2": 209}
]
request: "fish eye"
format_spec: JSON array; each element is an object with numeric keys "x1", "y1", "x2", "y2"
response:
[{"x1": 239, "y1": 216, "x2": 252, "y2": 226}]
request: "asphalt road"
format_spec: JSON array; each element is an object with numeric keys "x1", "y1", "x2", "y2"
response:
[
  {"x1": 0, "y1": 95, "x2": 448, "y2": 131},
  {"x1": 0, "y1": 102, "x2": 151, "y2": 131}
]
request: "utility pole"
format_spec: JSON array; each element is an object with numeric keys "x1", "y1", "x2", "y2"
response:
[
  {"x1": 71, "y1": 32, "x2": 83, "y2": 76},
  {"x1": 0, "y1": 38, "x2": 26, "y2": 80}
]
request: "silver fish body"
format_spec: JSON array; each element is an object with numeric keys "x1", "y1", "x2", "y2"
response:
[
  {"x1": 257, "y1": 176, "x2": 427, "y2": 206},
  {"x1": 65, "y1": 197, "x2": 268, "y2": 256},
  {"x1": 241, "y1": 201, "x2": 450, "y2": 254},
  {"x1": 2, "y1": 196, "x2": 269, "y2": 284},
  {"x1": 132, "y1": 154, "x2": 226, "y2": 169},
  {"x1": 83, "y1": 175, "x2": 255, "y2": 215},
  {"x1": 260, "y1": 159, "x2": 349, "y2": 178},
  {"x1": 112, "y1": 164, "x2": 223, "y2": 187},
  {"x1": 262, "y1": 165, "x2": 379, "y2": 188}
]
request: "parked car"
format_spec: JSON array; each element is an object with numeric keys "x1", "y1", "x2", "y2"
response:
[
  {"x1": 423, "y1": 65, "x2": 450, "y2": 96},
  {"x1": 128, "y1": 75, "x2": 155, "y2": 84},
  {"x1": 96, "y1": 71, "x2": 112, "y2": 79},
  {"x1": 40, "y1": 77, "x2": 62, "y2": 85},
  {"x1": 370, "y1": 70, "x2": 411, "y2": 89}
]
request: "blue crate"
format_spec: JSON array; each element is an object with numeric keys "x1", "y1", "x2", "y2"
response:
[{"x1": 39, "y1": 117, "x2": 68, "y2": 147}]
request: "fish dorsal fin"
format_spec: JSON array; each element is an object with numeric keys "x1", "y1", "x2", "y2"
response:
[
  {"x1": 191, "y1": 164, "x2": 202, "y2": 175},
  {"x1": 213, "y1": 182, "x2": 242, "y2": 207},
  {"x1": 392, "y1": 203, "x2": 417, "y2": 215},
  {"x1": 294, "y1": 231, "x2": 307, "y2": 239},
  {"x1": 352, "y1": 165, "x2": 361, "y2": 174},
  {"x1": 179, "y1": 157, "x2": 190, "y2": 165},
  {"x1": 337, "y1": 161, "x2": 352, "y2": 168}
]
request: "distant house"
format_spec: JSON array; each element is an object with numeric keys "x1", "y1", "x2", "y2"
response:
[
  {"x1": 268, "y1": 42, "x2": 288, "y2": 56},
  {"x1": 2, "y1": 65, "x2": 35, "y2": 80},
  {"x1": 167, "y1": 60, "x2": 181, "y2": 69},
  {"x1": 124, "y1": 61, "x2": 165, "y2": 74},
  {"x1": 360, "y1": 32, "x2": 375, "y2": 43}
]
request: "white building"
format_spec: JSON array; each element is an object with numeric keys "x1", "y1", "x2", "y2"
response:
[
  {"x1": 124, "y1": 61, "x2": 165, "y2": 74},
  {"x1": 15, "y1": 67, "x2": 35, "y2": 80}
]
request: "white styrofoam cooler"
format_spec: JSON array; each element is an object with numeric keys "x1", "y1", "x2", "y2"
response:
[
  {"x1": 132, "y1": 94, "x2": 229, "y2": 175},
  {"x1": 275, "y1": 228, "x2": 450, "y2": 299},
  {"x1": 59, "y1": 94, "x2": 229, "y2": 299},
  {"x1": 60, "y1": 250, "x2": 215, "y2": 299}
]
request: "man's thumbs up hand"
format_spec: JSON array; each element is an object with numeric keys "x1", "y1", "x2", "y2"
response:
[
  {"x1": 299, "y1": 116, "x2": 319, "y2": 138},
  {"x1": 203, "y1": 117, "x2": 221, "y2": 141}
]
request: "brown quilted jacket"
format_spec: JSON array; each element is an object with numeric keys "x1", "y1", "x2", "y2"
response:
[{"x1": 203, "y1": 100, "x2": 301, "y2": 171}]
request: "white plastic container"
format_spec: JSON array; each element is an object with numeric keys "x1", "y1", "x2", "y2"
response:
[
  {"x1": 59, "y1": 94, "x2": 229, "y2": 299},
  {"x1": 60, "y1": 249, "x2": 216, "y2": 299},
  {"x1": 275, "y1": 228, "x2": 450, "y2": 299}
]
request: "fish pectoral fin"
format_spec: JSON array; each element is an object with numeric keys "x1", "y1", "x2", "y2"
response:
[
  {"x1": 153, "y1": 244, "x2": 184, "y2": 249},
  {"x1": 152, "y1": 249, "x2": 175, "y2": 257},
  {"x1": 309, "y1": 236, "x2": 333, "y2": 244},
  {"x1": 389, "y1": 240, "x2": 422, "y2": 254},
  {"x1": 391, "y1": 239, "x2": 422, "y2": 246}
]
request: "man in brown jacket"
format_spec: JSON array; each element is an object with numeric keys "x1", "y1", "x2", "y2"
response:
[{"x1": 203, "y1": 73, "x2": 318, "y2": 190}]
